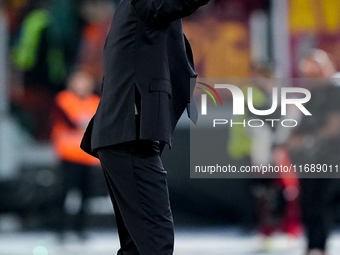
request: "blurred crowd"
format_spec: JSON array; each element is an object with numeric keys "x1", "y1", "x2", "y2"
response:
[
  {"x1": 231, "y1": 53, "x2": 340, "y2": 254},
  {"x1": 1, "y1": 0, "x2": 340, "y2": 254},
  {"x1": 2, "y1": 0, "x2": 114, "y2": 140},
  {"x1": 0, "y1": 0, "x2": 115, "y2": 239}
]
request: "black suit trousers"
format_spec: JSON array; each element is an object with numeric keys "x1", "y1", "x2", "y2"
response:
[
  {"x1": 97, "y1": 140, "x2": 174, "y2": 255},
  {"x1": 299, "y1": 178, "x2": 339, "y2": 250}
]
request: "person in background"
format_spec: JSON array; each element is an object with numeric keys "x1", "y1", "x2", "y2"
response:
[
  {"x1": 228, "y1": 63, "x2": 301, "y2": 251},
  {"x1": 10, "y1": 0, "x2": 84, "y2": 140},
  {"x1": 50, "y1": 70, "x2": 101, "y2": 240},
  {"x1": 286, "y1": 49, "x2": 340, "y2": 255}
]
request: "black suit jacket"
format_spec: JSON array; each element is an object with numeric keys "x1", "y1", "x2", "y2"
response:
[{"x1": 81, "y1": 0, "x2": 210, "y2": 156}]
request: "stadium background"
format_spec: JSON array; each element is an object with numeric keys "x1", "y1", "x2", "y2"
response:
[{"x1": 0, "y1": 0, "x2": 340, "y2": 247}]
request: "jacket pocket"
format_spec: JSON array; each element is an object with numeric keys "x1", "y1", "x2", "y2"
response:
[
  {"x1": 149, "y1": 79, "x2": 172, "y2": 98},
  {"x1": 148, "y1": 78, "x2": 172, "y2": 133}
]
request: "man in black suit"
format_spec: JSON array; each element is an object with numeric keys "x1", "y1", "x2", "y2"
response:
[
  {"x1": 287, "y1": 49, "x2": 340, "y2": 255},
  {"x1": 81, "y1": 0, "x2": 210, "y2": 254}
]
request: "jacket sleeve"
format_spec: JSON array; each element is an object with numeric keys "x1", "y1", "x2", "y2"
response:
[{"x1": 132, "y1": 0, "x2": 210, "y2": 28}]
